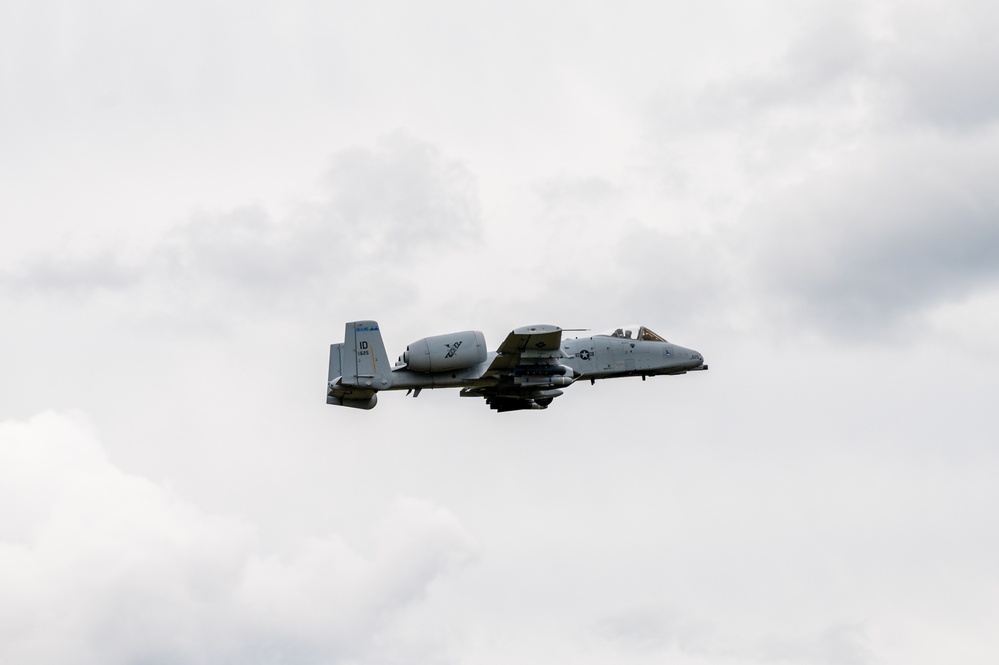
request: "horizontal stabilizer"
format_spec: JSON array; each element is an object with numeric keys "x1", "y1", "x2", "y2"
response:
[{"x1": 327, "y1": 393, "x2": 378, "y2": 410}]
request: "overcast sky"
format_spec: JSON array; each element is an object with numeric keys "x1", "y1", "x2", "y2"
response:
[{"x1": 3, "y1": 1, "x2": 999, "y2": 663}]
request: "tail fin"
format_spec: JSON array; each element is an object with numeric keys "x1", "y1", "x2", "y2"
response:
[
  {"x1": 326, "y1": 320, "x2": 390, "y2": 410},
  {"x1": 340, "y1": 320, "x2": 392, "y2": 388}
]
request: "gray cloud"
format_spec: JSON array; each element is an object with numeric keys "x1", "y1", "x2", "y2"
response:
[
  {"x1": 1, "y1": 133, "x2": 482, "y2": 327},
  {"x1": 637, "y1": 2, "x2": 999, "y2": 340},
  {"x1": 589, "y1": 607, "x2": 715, "y2": 655},
  {"x1": 601, "y1": 225, "x2": 733, "y2": 329},
  {"x1": 879, "y1": 5, "x2": 999, "y2": 131},
  {"x1": 747, "y1": 137, "x2": 999, "y2": 337},
  {"x1": 158, "y1": 204, "x2": 319, "y2": 298},
  {"x1": 319, "y1": 131, "x2": 482, "y2": 257},
  {"x1": 679, "y1": 3, "x2": 999, "y2": 134},
  {"x1": 533, "y1": 175, "x2": 621, "y2": 214},
  {"x1": 754, "y1": 623, "x2": 870, "y2": 665},
  {"x1": 590, "y1": 607, "x2": 869, "y2": 665},
  {"x1": 0, "y1": 249, "x2": 141, "y2": 295},
  {"x1": 696, "y1": 9, "x2": 874, "y2": 128}
]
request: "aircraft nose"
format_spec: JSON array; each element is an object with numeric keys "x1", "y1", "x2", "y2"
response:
[{"x1": 679, "y1": 346, "x2": 707, "y2": 370}]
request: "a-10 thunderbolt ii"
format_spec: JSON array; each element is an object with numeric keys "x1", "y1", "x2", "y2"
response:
[{"x1": 327, "y1": 320, "x2": 708, "y2": 412}]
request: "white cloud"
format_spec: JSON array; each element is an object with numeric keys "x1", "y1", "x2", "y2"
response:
[
  {"x1": 0, "y1": 411, "x2": 476, "y2": 665},
  {"x1": 4, "y1": 2, "x2": 999, "y2": 663}
]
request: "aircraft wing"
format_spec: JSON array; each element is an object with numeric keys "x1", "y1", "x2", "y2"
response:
[
  {"x1": 462, "y1": 325, "x2": 572, "y2": 411},
  {"x1": 483, "y1": 324, "x2": 564, "y2": 375}
]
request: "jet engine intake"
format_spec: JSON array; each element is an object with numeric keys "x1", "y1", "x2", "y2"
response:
[{"x1": 403, "y1": 330, "x2": 487, "y2": 373}]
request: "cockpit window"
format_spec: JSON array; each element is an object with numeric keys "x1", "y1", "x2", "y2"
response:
[
  {"x1": 638, "y1": 327, "x2": 666, "y2": 342},
  {"x1": 597, "y1": 325, "x2": 668, "y2": 342}
]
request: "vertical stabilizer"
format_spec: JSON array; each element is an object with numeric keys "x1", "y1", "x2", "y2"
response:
[{"x1": 341, "y1": 320, "x2": 392, "y2": 388}]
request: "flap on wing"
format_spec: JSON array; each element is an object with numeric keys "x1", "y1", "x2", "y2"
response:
[
  {"x1": 485, "y1": 324, "x2": 564, "y2": 376},
  {"x1": 496, "y1": 324, "x2": 563, "y2": 353}
]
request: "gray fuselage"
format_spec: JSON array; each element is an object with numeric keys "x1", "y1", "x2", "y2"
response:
[{"x1": 383, "y1": 333, "x2": 706, "y2": 391}]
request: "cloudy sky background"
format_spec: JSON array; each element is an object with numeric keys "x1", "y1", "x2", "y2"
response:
[{"x1": 3, "y1": 1, "x2": 999, "y2": 663}]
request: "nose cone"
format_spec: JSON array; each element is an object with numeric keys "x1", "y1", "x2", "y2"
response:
[{"x1": 674, "y1": 345, "x2": 707, "y2": 370}]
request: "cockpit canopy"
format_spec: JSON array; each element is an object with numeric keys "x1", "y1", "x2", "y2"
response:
[{"x1": 596, "y1": 325, "x2": 667, "y2": 342}]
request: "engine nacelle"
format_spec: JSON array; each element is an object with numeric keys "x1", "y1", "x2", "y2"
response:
[{"x1": 402, "y1": 330, "x2": 487, "y2": 373}]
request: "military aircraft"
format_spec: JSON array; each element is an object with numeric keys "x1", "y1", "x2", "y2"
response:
[{"x1": 327, "y1": 320, "x2": 707, "y2": 412}]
